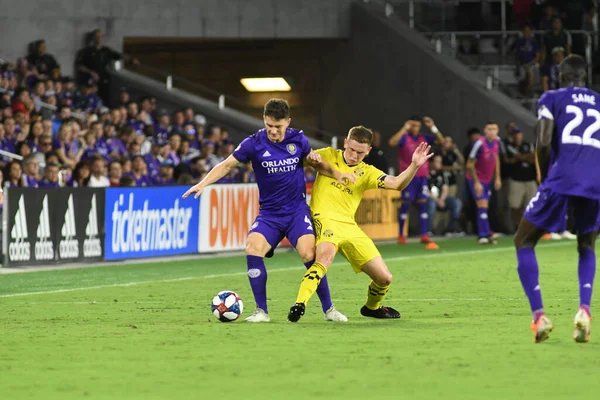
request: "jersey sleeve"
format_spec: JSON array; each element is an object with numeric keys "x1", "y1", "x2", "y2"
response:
[
  {"x1": 365, "y1": 164, "x2": 387, "y2": 190},
  {"x1": 299, "y1": 131, "x2": 311, "y2": 159},
  {"x1": 537, "y1": 92, "x2": 555, "y2": 121},
  {"x1": 232, "y1": 136, "x2": 254, "y2": 163},
  {"x1": 397, "y1": 134, "x2": 407, "y2": 148},
  {"x1": 424, "y1": 134, "x2": 436, "y2": 145},
  {"x1": 468, "y1": 140, "x2": 483, "y2": 160},
  {"x1": 314, "y1": 147, "x2": 335, "y2": 162}
]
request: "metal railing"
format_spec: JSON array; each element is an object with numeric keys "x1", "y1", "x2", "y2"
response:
[
  {"x1": 0, "y1": 87, "x2": 86, "y2": 120},
  {"x1": 115, "y1": 60, "x2": 339, "y2": 143},
  {"x1": 424, "y1": 30, "x2": 595, "y2": 87}
]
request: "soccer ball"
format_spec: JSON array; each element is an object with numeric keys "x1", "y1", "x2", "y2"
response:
[{"x1": 211, "y1": 291, "x2": 244, "y2": 322}]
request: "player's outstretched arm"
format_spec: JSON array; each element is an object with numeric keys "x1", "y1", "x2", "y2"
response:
[
  {"x1": 383, "y1": 142, "x2": 432, "y2": 190},
  {"x1": 422, "y1": 116, "x2": 444, "y2": 144},
  {"x1": 388, "y1": 121, "x2": 412, "y2": 147},
  {"x1": 182, "y1": 155, "x2": 239, "y2": 199},
  {"x1": 305, "y1": 151, "x2": 356, "y2": 185},
  {"x1": 535, "y1": 118, "x2": 554, "y2": 182}
]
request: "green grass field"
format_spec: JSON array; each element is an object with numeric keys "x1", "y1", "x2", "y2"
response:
[{"x1": 1, "y1": 237, "x2": 599, "y2": 400}]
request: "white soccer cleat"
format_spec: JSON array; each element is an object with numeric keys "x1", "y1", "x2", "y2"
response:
[
  {"x1": 530, "y1": 315, "x2": 553, "y2": 343},
  {"x1": 245, "y1": 308, "x2": 271, "y2": 323},
  {"x1": 550, "y1": 233, "x2": 563, "y2": 240},
  {"x1": 324, "y1": 305, "x2": 348, "y2": 322},
  {"x1": 561, "y1": 231, "x2": 577, "y2": 240},
  {"x1": 573, "y1": 309, "x2": 591, "y2": 343}
]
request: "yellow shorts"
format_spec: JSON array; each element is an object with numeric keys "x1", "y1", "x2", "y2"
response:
[{"x1": 313, "y1": 216, "x2": 381, "y2": 273}]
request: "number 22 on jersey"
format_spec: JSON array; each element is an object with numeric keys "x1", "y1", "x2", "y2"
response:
[{"x1": 562, "y1": 105, "x2": 600, "y2": 149}]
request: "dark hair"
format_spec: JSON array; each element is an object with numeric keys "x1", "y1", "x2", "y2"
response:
[
  {"x1": 347, "y1": 126, "x2": 373, "y2": 145},
  {"x1": 410, "y1": 115, "x2": 421, "y2": 121},
  {"x1": 72, "y1": 160, "x2": 91, "y2": 186},
  {"x1": 467, "y1": 127, "x2": 481, "y2": 136},
  {"x1": 484, "y1": 121, "x2": 499, "y2": 127},
  {"x1": 560, "y1": 54, "x2": 587, "y2": 86},
  {"x1": 263, "y1": 99, "x2": 290, "y2": 120},
  {"x1": 119, "y1": 176, "x2": 135, "y2": 187}
]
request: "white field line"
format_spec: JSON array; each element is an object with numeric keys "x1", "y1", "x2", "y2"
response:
[{"x1": 0, "y1": 242, "x2": 574, "y2": 299}]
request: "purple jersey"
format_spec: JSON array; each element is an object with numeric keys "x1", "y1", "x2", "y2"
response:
[
  {"x1": 538, "y1": 87, "x2": 600, "y2": 199},
  {"x1": 144, "y1": 154, "x2": 161, "y2": 178},
  {"x1": 397, "y1": 133, "x2": 435, "y2": 177},
  {"x1": 466, "y1": 136, "x2": 500, "y2": 184},
  {"x1": 21, "y1": 174, "x2": 39, "y2": 188},
  {"x1": 126, "y1": 172, "x2": 153, "y2": 187},
  {"x1": 38, "y1": 179, "x2": 59, "y2": 188},
  {"x1": 232, "y1": 128, "x2": 311, "y2": 215}
]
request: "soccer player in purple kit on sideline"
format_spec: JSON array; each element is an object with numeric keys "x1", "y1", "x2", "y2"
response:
[
  {"x1": 515, "y1": 55, "x2": 599, "y2": 343},
  {"x1": 183, "y1": 99, "x2": 355, "y2": 322},
  {"x1": 388, "y1": 116, "x2": 443, "y2": 249},
  {"x1": 465, "y1": 122, "x2": 503, "y2": 245}
]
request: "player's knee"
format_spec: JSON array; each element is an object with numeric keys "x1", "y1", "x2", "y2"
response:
[
  {"x1": 375, "y1": 271, "x2": 393, "y2": 287},
  {"x1": 298, "y1": 248, "x2": 315, "y2": 263},
  {"x1": 577, "y1": 234, "x2": 596, "y2": 251},
  {"x1": 245, "y1": 237, "x2": 268, "y2": 257}
]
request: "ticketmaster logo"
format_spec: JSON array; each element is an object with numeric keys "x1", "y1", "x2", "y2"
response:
[{"x1": 111, "y1": 193, "x2": 193, "y2": 254}]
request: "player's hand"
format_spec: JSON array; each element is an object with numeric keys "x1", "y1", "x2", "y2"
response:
[
  {"x1": 474, "y1": 182, "x2": 483, "y2": 197},
  {"x1": 306, "y1": 150, "x2": 322, "y2": 164},
  {"x1": 494, "y1": 179, "x2": 502, "y2": 191},
  {"x1": 411, "y1": 142, "x2": 434, "y2": 167},
  {"x1": 422, "y1": 116, "x2": 435, "y2": 129},
  {"x1": 437, "y1": 199, "x2": 445, "y2": 208},
  {"x1": 182, "y1": 183, "x2": 205, "y2": 199},
  {"x1": 337, "y1": 172, "x2": 356, "y2": 185}
]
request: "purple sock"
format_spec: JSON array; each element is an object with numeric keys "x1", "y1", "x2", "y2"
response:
[
  {"x1": 477, "y1": 207, "x2": 491, "y2": 237},
  {"x1": 247, "y1": 255, "x2": 268, "y2": 313},
  {"x1": 417, "y1": 202, "x2": 429, "y2": 236},
  {"x1": 578, "y1": 248, "x2": 596, "y2": 312},
  {"x1": 305, "y1": 260, "x2": 333, "y2": 312},
  {"x1": 516, "y1": 247, "x2": 544, "y2": 318},
  {"x1": 398, "y1": 202, "x2": 410, "y2": 237}
]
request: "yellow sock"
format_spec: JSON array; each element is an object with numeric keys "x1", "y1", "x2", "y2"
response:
[
  {"x1": 295, "y1": 262, "x2": 327, "y2": 305},
  {"x1": 365, "y1": 281, "x2": 390, "y2": 310}
]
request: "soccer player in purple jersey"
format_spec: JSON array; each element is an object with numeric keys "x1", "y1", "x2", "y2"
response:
[
  {"x1": 514, "y1": 55, "x2": 598, "y2": 343},
  {"x1": 388, "y1": 116, "x2": 443, "y2": 249},
  {"x1": 183, "y1": 99, "x2": 355, "y2": 322},
  {"x1": 465, "y1": 122, "x2": 502, "y2": 244}
]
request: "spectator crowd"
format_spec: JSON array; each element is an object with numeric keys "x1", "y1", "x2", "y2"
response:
[{"x1": 0, "y1": 30, "x2": 259, "y2": 201}]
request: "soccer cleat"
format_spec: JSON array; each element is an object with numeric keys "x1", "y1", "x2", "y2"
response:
[
  {"x1": 245, "y1": 308, "x2": 271, "y2": 323},
  {"x1": 360, "y1": 305, "x2": 401, "y2": 319},
  {"x1": 542, "y1": 233, "x2": 551, "y2": 240},
  {"x1": 287, "y1": 303, "x2": 305, "y2": 323},
  {"x1": 550, "y1": 232, "x2": 563, "y2": 240},
  {"x1": 420, "y1": 235, "x2": 433, "y2": 244},
  {"x1": 573, "y1": 308, "x2": 591, "y2": 343},
  {"x1": 397, "y1": 236, "x2": 408, "y2": 245},
  {"x1": 529, "y1": 315, "x2": 553, "y2": 343},
  {"x1": 477, "y1": 237, "x2": 489, "y2": 245},
  {"x1": 561, "y1": 231, "x2": 577, "y2": 240},
  {"x1": 324, "y1": 305, "x2": 348, "y2": 322}
]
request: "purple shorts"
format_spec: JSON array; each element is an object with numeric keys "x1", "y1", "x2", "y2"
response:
[
  {"x1": 401, "y1": 176, "x2": 429, "y2": 201},
  {"x1": 467, "y1": 179, "x2": 492, "y2": 201},
  {"x1": 249, "y1": 206, "x2": 314, "y2": 250},
  {"x1": 524, "y1": 185, "x2": 600, "y2": 234}
]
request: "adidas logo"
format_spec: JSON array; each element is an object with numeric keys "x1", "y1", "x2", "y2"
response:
[
  {"x1": 83, "y1": 194, "x2": 102, "y2": 258},
  {"x1": 263, "y1": 150, "x2": 271, "y2": 157},
  {"x1": 59, "y1": 194, "x2": 79, "y2": 259},
  {"x1": 9, "y1": 196, "x2": 31, "y2": 261},
  {"x1": 35, "y1": 195, "x2": 54, "y2": 260}
]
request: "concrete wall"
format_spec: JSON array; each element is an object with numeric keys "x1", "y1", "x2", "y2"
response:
[{"x1": 0, "y1": 0, "x2": 352, "y2": 75}]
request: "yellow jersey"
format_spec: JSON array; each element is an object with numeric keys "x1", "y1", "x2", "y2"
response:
[{"x1": 310, "y1": 147, "x2": 387, "y2": 224}]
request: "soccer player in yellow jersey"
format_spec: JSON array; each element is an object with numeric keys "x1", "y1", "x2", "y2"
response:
[{"x1": 288, "y1": 126, "x2": 433, "y2": 322}]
